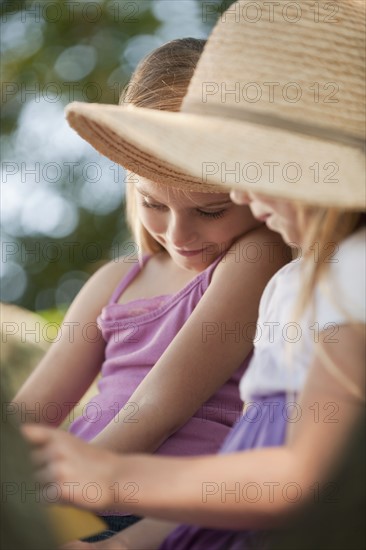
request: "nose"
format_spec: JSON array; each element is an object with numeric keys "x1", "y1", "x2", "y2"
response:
[
  {"x1": 230, "y1": 189, "x2": 251, "y2": 205},
  {"x1": 166, "y1": 212, "x2": 197, "y2": 248}
]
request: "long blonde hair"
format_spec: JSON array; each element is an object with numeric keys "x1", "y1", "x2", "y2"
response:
[
  {"x1": 120, "y1": 38, "x2": 206, "y2": 255},
  {"x1": 295, "y1": 207, "x2": 362, "y2": 318},
  {"x1": 293, "y1": 207, "x2": 364, "y2": 399}
]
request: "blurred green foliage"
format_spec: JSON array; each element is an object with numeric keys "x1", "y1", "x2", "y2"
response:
[{"x1": 1, "y1": 0, "x2": 235, "y2": 313}]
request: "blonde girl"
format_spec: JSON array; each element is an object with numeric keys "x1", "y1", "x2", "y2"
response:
[
  {"x1": 22, "y1": 1, "x2": 365, "y2": 549},
  {"x1": 14, "y1": 37, "x2": 287, "y2": 537},
  {"x1": 25, "y1": 201, "x2": 365, "y2": 550}
]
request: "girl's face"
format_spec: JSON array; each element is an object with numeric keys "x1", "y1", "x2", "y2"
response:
[
  {"x1": 230, "y1": 190, "x2": 302, "y2": 245},
  {"x1": 135, "y1": 178, "x2": 262, "y2": 271}
]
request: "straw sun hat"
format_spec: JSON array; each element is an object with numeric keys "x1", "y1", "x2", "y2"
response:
[{"x1": 66, "y1": 0, "x2": 365, "y2": 208}]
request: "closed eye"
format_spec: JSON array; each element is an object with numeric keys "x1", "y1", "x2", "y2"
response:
[
  {"x1": 197, "y1": 209, "x2": 226, "y2": 219},
  {"x1": 141, "y1": 199, "x2": 167, "y2": 211},
  {"x1": 141, "y1": 198, "x2": 226, "y2": 220}
]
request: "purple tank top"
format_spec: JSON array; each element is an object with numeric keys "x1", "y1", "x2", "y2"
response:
[{"x1": 69, "y1": 254, "x2": 251, "y2": 456}]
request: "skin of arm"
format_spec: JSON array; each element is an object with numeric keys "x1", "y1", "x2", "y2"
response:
[
  {"x1": 23, "y1": 324, "x2": 365, "y2": 531},
  {"x1": 90, "y1": 226, "x2": 289, "y2": 453},
  {"x1": 13, "y1": 259, "x2": 135, "y2": 426},
  {"x1": 13, "y1": 226, "x2": 286, "y2": 456},
  {"x1": 13, "y1": 226, "x2": 287, "y2": 449}
]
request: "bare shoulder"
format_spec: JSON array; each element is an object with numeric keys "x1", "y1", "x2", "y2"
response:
[
  {"x1": 64, "y1": 253, "x2": 139, "y2": 320},
  {"x1": 85, "y1": 254, "x2": 138, "y2": 297},
  {"x1": 235, "y1": 224, "x2": 291, "y2": 266},
  {"x1": 213, "y1": 225, "x2": 291, "y2": 285}
]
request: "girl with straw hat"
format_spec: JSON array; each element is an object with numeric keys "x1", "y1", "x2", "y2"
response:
[
  {"x1": 23, "y1": 0, "x2": 365, "y2": 548},
  {"x1": 14, "y1": 36, "x2": 288, "y2": 538}
]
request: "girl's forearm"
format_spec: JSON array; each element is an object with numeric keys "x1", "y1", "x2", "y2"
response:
[
  {"x1": 24, "y1": 423, "x2": 302, "y2": 530},
  {"x1": 90, "y1": 401, "x2": 177, "y2": 454},
  {"x1": 90, "y1": 230, "x2": 281, "y2": 455},
  {"x1": 105, "y1": 448, "x2": 307, "y2": 530}
]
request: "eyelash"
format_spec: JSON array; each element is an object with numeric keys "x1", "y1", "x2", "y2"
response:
[
  {"x1": 141, "y1": 200, "x2": 226, "y2": 220},
  {"x1": 198, "y1": 210, "x2": 225, "y2": 219}
]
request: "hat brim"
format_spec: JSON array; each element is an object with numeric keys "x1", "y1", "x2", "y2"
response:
[{"x1": 66, "y1": 102, "x2": 365, "y2": 209}]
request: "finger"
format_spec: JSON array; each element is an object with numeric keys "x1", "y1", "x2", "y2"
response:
[
  {"x1": 29, "y1": 446, "x2": 55, "y2": 469},
  {"x1": 32, "y1": 464, "x2": 80, "y2": 504},
  {"x1": 21, "y1": 423, "x2": 56, "y2": 447}
]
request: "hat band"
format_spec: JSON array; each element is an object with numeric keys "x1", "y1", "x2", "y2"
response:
[{"x1": 187, "y1": 103, "x2": 365, "y2": 150}]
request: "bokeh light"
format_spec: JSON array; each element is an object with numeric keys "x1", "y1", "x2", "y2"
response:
[
  {"x1": 1, "y1": 11, "x2": 44, "y2": 63},
  {"x1": 54, "y1": 45, "x2": 97, "y2": 81},
  {"x1": 1, "y1": 0, "x2": 223, "y2": 312}
]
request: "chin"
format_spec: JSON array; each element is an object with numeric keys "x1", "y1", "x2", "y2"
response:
[
  {"x1": 178, "y1": 257, "x2": 208, "y2": 272},
  {"x1": 280, "y1": 230, "x2": 301, "y2": 247},
  {"x1": 268, "y1": 220, "x2": 294, "y2": 246},
  {"x1": 277, "y1": 228, "x2": 289, "y2": 243}
]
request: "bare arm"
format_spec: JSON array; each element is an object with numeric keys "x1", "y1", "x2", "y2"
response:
[
  {"x1": 91, "y1": 228, "x2": 289, "y2": 453},
  {"x1": 24, "y1": 324, "x2": 365, "y2": 529},
  {"x1": 13, "y1": 259, "x2": 134, "y2": 426}
]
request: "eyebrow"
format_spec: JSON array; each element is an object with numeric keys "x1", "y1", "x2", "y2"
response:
[{"x1": 136, "y1": 187, "x2": 232, "y2": 208}]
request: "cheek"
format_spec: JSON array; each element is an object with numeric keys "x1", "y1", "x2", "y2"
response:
[
  {"x1": 276, "y1": 204, "x2": 298, "y2": 227},
  {"x1": 251, "y1": 194, "x2": 283, "y2": 215},
  {"x1": 137, "y1": 207, "x2": 165, "y2": 234},
  {"x1": 268, "y1": 212, "x2": 299, "y2": 244}
]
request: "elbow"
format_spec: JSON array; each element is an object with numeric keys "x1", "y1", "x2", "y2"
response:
[{"x1": 138, "y1": 399, "x2": 190, "y2": 443}]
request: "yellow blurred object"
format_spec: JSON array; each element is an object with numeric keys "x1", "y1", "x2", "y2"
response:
[{"x1": 47, "y1": 505, "x2": 106, "y2": 545}]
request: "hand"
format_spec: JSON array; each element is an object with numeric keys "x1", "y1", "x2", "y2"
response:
[{"x1": 21, "y1": 424, "x2": 122, "y2": 510}]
